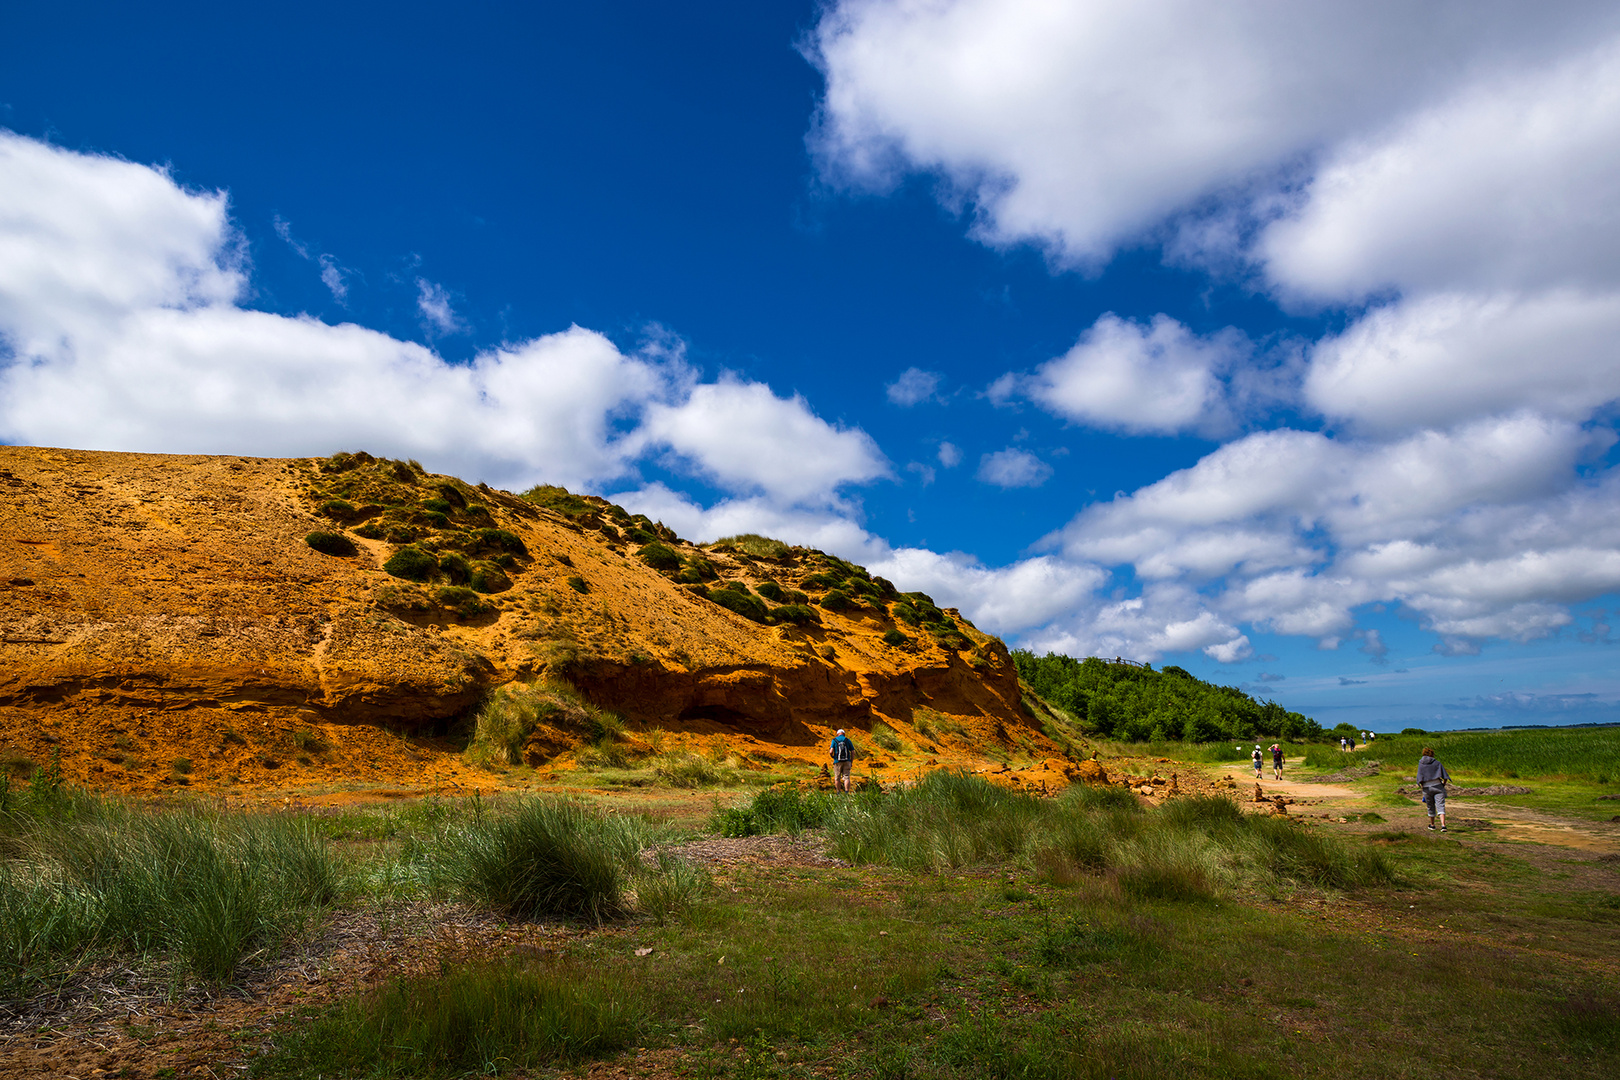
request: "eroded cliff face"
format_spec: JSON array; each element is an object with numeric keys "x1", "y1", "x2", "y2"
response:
[{"x1": 0, "y1": 447, "x2": 1064, "y2": 797}]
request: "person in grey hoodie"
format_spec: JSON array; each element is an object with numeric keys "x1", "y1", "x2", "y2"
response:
[{"x1": 1417, "y1": 748, "x2": 1451, "y2": 832}]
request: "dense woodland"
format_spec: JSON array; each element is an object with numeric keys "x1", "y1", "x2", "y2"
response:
[{"x1": 1012, "y1": 651, "x2": 1327, "y2": 743}]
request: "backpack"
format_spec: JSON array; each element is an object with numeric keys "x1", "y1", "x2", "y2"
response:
[{"x1": 832, "y1": 736, "x2": 853, "y2": 763}]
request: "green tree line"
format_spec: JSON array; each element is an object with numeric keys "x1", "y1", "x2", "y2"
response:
[{"x1": 1012, "y1": 651, "x2": 1325, "y2": 744}]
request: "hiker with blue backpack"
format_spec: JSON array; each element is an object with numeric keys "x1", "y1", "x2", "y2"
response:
[{"x1": 830, "y1": 728, "x2": 854, "y2": 793}]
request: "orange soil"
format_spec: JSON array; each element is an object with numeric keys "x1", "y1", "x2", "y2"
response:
[{"x1": 0, "y1": 446, "x2": 1085, "y2": 802}]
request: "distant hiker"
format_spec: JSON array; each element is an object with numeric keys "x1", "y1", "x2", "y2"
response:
[
  {"x1": 1417, "y1": 747, "x2": 1451, "y2": 832},
  {"x1": 1270, "y1": 743, "x2": 1284, "y2": 780},
  {"x1": 830, "y1": 728, "x2": 854, "y2": 793},
  {"x1": 1252, "y1": 745, "x2": 1264, "y2": 780}
]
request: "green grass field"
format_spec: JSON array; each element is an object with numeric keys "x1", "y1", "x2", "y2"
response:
[
  {"x1": 1360, "y1": 727, "x2": 1620, "y2": 784},
  {"x1": 2, "y1": 753, "x2": 1617, "y2": 1078}
]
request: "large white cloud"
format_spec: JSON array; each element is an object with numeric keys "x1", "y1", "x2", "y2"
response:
[
  {"x1": 1258, "y1": 39, "x2": 1620, "y2": 302},
  {"x1": 0, "y1": 132, "x2": 888, "y2": 505},
  {"x1": 811, "y1": 0, "x2": 1617, "y2": 265}
]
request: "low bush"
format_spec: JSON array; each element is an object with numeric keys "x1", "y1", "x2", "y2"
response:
[
  {"x1": 637, "y1": 542, "x2": 681, "y2": 571},
  {"x1": 375, "y1": 583, "x2": 434, "y2": 615},
  {"x1": 772, "y1": 603, "x2": 821, "y2": 625},
  {"x1": 317, "y1": 498, "x2": 359, "y2": 521},
  {"x1": 320, "y1": 450, "x2": 374, "y2": 473},
  {"x1": 437, "y1": 551, "x2": 472, "y2": 584},
  {"x1": 305, "y1": 531, "x2": 357, "y2": 557},
  {"x1": 800, "y1": 772, "x2": 1393, "y2": 896},
  {"x1": 469, "y1": 560, "x2": 510, "y2": 593},
  {"x1": 709, "y1": 587, "x2": 769, "y2": 623},
  {"x1": 383, "y1": 546, "x2": 438, "y2": 581},
  {"x1": 522, "y1": 484, "x2": 595, "y2": 518},
  {"x1": 818, "y1": 589, "x2": 853, "y2": 612},
  {"x1": 566, "y1": 575, "x2": 590, "y2": 594},
  {"x1": 470, "y1": 528, "x2": 528, "y2": 556},
  {"x1": 433, "y1": 483, "x2": 468, "y2": 509},
  {"x1": 710, "y1": 533, "x2": 790, "y2": 560},
  {"x1": 755, "y1": 580, "x2": 784, "y2": 601},
  {"x1": 882, "y1": 628, "x2": 909, "y2": 647},
  {"x1": 466, "y1": 681, "x2": 615, "y2": 767}
]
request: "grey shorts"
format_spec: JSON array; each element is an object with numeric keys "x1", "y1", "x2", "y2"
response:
[
  {"x1": 834, "y1": 759, "x2": 852, "y2": 780},
  {"x1": 1422, "y1": 787, "x2": 1446, "y2": 816}
]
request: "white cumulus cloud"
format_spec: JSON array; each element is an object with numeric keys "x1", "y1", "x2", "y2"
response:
[
  {"x1": 810, "y1": 0, "x2": 1616, "y2": 265},
  {"x1": 637, "y1": 379, "x2": 891, "y2": 506},
  {"x1": 994, "y1": 313, "x2": 1245, "y2": 435}
]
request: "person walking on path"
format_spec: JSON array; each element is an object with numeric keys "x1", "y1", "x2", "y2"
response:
[
  {"x1": 1252, "y1": 745, "x2": 1264, "y2": 780},
  {"x1": 1417, "y1": 747, "x2": 1451, "y2": 832},
  {"x1": 1270, "y1": 743, "x2": 1284, "y2": 780},
  {"x1": 830, "y1": 728, "x2": 855, "y2": 794}
]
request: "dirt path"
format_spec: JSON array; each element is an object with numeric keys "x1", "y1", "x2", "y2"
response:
[
  {"x1": 1446, "y1": 800, "x2": 1620, "y2": 854},
  {"x1": 1218, "y1": 760, "x2": 1365, "y2": 801}
]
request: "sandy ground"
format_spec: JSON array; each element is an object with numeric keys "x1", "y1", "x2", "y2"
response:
[{"x1": 1219, "y1": 759, "x2": 1366, "y2": 801}]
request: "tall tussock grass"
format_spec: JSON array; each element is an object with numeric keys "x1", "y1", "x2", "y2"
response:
[
  {"x1": 0, "y1": 799, "x2": 339, "y2": 990},
  {"x1": 262, "y1": 959, "x2": 637, "y2": 1077},
  {"x1": 726, "y1": 773, "x2": 1393, "y2": 896},
  {"x1": 436, "y1": 797, "x2": 706, "y2": 924},
  {"x1": 440, "y1": 799, "x2": 640, "y2": 922}
]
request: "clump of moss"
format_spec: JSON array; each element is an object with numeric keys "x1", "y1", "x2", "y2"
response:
[
  {"x1": 755, "y1": 580, "x2": 784, "y2": 602},
  {"x1": 566, "y1": 575, "x2": 590, "y2": 595},
  {"x1": 305, "y1": 531, "x2": 358, "y2": 557},
  {"x1": 882, "y1": 628, "x2": 909, "y2": 647}
]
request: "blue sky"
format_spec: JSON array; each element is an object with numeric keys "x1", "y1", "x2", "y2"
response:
[{"x1": 3, "y1": 1, "x2": 1618, "y2": 730}]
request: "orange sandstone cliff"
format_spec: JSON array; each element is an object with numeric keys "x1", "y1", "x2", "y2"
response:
[{"x1": 0, "y1": 446, "x2": 1073, "y2": 798}]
